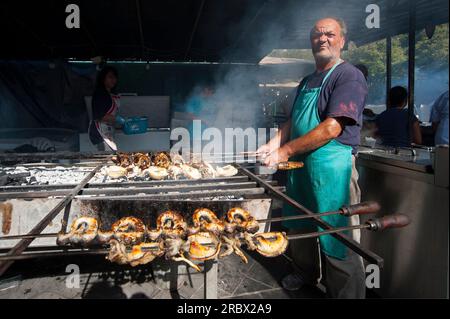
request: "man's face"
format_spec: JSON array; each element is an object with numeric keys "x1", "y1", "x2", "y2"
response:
[{"x1": 310, "y1": 19, "x2": 345, "y2": 63}]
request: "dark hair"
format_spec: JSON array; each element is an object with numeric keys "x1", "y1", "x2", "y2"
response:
[
  {"x1": 95, "y1": 65, "x2": 118, "y2": 92},
  {"x1": 388, "y1": 86, "x2": 408, "y2": 108},
  {"x1": 355, "y1": 64, "x2": 369, "y2": 80}
]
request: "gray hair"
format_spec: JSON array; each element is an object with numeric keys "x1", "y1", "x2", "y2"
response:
[{"x1": 311, "y1": 17, "x2": 347, "y2": 38}]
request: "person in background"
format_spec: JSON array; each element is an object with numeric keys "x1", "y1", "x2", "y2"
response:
[
  {"x1": 376, "y1": 86, "x2": 422, "y2": 147},
  {"x1": 430, "y1": 90, "x2": 449, "y2": 145},
  {"x1": 354, "y1": 64, "x2": 368, "y2": 81},
  {"x1": 184, "y1": 85, "x2": 216, "y2": 140},
  {"x1": 88, "y1": 66, "x2": 121, "y2": 151}
]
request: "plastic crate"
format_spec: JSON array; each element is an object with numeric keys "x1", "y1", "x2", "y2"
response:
[{"x1": 123, "y1": 116, "x2": 148, "y2": 135}]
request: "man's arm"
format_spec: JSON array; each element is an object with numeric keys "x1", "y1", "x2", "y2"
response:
[{"x1": 263, "y1": 117, "x2": 347, "y2": 166}]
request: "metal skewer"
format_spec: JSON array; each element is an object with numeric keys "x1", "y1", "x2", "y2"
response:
[
  {"x1": 256, "y1": 201, "x2": 381, "y2": 223},
  {"x1": 287, "y1": 214, "x2": 411, "y2": 240},
  {"x1": 0, "y1": 202, "x2": 381, "y2": 241}
]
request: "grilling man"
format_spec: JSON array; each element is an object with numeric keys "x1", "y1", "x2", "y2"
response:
[{"x1": 258, "y1": 17, "x2": 367, "y2": 298}]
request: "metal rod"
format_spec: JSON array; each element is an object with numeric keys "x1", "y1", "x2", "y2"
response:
[
  {"x1": 236, "y1": 164, "x2": 385, "y2": 267},
  {"x1": 0, "y1": 181, "x2": 260, "y2": 199},
  {"x1": 0, "y1": 176, "x2": 252, "y2": 193},
  {"x1": 257, "y1": 209, "x2": 345, "y2": 223},
  {"x1": 184, "y1": 0, "x2": 206, "y2": 59},
  {"x1": 287, "y1": 224, "x2": 370, "y2": 241},
  {"x1": 0, "y1": 233, "x2": 58, "y2": 240},
  {"x1": 0, "y1": 163, "x2": 104, "y2": 276},
  {"x1": 0, "y1": 151, "x2": 113, "y2": 163},
  {"x1": 0, "y1": 249, "x2": 107, "y2": 261},
  {"x1": 135, "y1": 0, "x2": 146, "y2": 58}
]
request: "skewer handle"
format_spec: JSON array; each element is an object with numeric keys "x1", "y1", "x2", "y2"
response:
[
  {"x1": 340, "y1": 201, "x2": 381, "y2": 216},
  {"x1": 366, "y1": 214, "x2": 411, "y2": 231}
]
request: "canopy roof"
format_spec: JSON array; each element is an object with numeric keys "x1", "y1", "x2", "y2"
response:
[{"x1": 0, "y1": 0, "x2": 448, "y2": 63}]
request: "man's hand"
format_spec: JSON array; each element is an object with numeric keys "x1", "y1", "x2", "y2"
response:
[
  {"x1": 262, "y1": 146, "x2": 290, "y2": 167},
  {"x1": 256, "y1": 143, "x2": 273, "y2": 156}
]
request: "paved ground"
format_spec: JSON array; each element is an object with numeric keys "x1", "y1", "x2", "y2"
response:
[{"x1": 0, "y1": 249, "x2": 325, "y2": 299}]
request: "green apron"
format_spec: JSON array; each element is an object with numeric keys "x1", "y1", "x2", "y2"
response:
[{"x1": 283, "y1": 60, "x2": 352, "y2": 260}]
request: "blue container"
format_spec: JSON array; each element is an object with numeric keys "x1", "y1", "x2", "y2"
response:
[{"x1": 123, "y1": 116, "x2": 148, "y2": 135}]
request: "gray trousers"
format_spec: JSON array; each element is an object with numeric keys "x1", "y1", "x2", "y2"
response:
[{"x1": 288, "y1": 156, "x2": 366, "y2": 298}]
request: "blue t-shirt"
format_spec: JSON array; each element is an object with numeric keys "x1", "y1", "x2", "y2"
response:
[
  {"x1": 293, "y1": 62, "x2": 368, "y2": 154},
  {"x1": 376, "y1": 108, "x2": 418, "y2": 147},
  {"x1": 185, "y1": 95, "x2": 217, "y2": 137},
  {"x1": 430, "y1": 91, "x2": 449, "y2": 145}
]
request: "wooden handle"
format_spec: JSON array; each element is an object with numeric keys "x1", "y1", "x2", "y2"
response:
[
  {"x1": 367, "y1": 214, "x2": 411, "y2": 231},
  {"x1": 340, "y1": 201, "x2": 381, "y2": 216}
]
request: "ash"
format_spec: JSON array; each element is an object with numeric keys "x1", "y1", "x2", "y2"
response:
[{"x1": 0, "y1": 165, "x2": 142, "y2": 186}]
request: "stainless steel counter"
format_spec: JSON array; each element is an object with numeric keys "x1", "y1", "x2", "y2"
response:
[
  {"x1": 356, "y1": 146, "x2": 449, "y2": 298},
  {"x1": 358, "y1": 146, "x2": 433, "y2": 173}
]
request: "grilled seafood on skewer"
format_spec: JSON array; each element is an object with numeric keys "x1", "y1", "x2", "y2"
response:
[
  {"x1": 133, "y1": 152, "x2": 151, "y2": 170},
  {"x1": 180, "y1": 164, "x2": 202, "y2": 180},
  {"x1": 157, "y1": 211, "x2": 187, "y2": 238},
  {"x1": 276, "y1": 161, "x2": 304, "y2": 170},
  {"x1": 152, "y1": 151, "x2": 171, "y2": 168},
  {"x1": 169, "y1": 153, "x2": 185, "y2": 165},
  {"x1": 97, "y1": 230, "x2": 114, "y2": 244},
  {"x1": 57, "y1": 217, "x2": 99, "y2": 246},
  {"x1": 223, "y1": 207, "x2": 259, "y2": 234},
  {"x1": 167, "y1": 165, "x2": 183, "y2": 180},
  {"x1": 107, "y1": 239, "x2": 129, "y2": 265},
  {"x1": 219, "y1": 233, "x2": 249, "y2": 264},
  {"x1": 146, "y1": 227, "x2": 163, "y2": 241},
  {"x1": 112, "y1": 217, "x2": 146, "y2": 245},
  {"x1": 113, "y1": 152, "x2": 133, "y2": 168},
  {"x1": 215, "y1": 165, "x2": 238, "y2": 177},
  {"x1": 107, "y1": 239, "x2": 165, "y2": 266},
  {"x1": 164, "y1": 236, "x2": 201, "y2": 272},
  {"x1": 143, "y1": 166, "x2": 168, "y2": 180},
  {"x1": 245, "y1": 232, "x2": 289, "y2": 257},
  {"x1": 192, "y1": 208, "x2": 224, "y2": 235},
  {"x1": 194, "y1": 162, "x2": 216, "y2": 179},
  {"x1": 106, "y1": 165, "x2": 128, "y2": 179},
  {"x1": 184, "y1": 231, "x2": 221, "y2": 261},
  {"x1": 127, "y1": 240, "x2": 165, "y2": 267}
]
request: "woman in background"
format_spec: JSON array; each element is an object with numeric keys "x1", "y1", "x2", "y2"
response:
[{"x1": 88, "y1": 66, "x2": 120, "y2": 151}]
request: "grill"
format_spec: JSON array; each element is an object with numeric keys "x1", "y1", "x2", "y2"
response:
[{"x1": 0, "y1": 151, "x2": 408, "y2": 298}]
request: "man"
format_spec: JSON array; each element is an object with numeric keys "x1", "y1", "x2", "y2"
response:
[
  {"x1": 376, "y1": 86, "x2": 422, "y2": 147},
  {"x1": 258, "y1": 17, "x2": 367, "y2": 298},
  {"x1": 184, "y1": 85, "x2": 217, "y2": 146},
  {"x1": 430, "y1": 90, "x2": 449, "y2": 145}
]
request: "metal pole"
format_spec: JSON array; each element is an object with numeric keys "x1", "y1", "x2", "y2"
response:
[
  {"x1": 386, "y1": 34, "x2": 392, "y2": 106},
  {"x1": 236, "y1": 165, "x2": 385, "y2": 267},
  {"x1": 407, "y1": 0, "x2": 417, "y2": 136},
  {"x1": 0, "y1": 164, "x2": 103, "y2": 276}
]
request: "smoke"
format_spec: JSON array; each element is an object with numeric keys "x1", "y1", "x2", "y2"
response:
[{"x1": 179, "y1": 1, "x2": 324, "y2": 151}]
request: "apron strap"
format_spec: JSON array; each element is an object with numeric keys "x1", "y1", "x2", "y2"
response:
[{"x1": 320, "y1": 58, "x2": 343, "y2": 87}]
